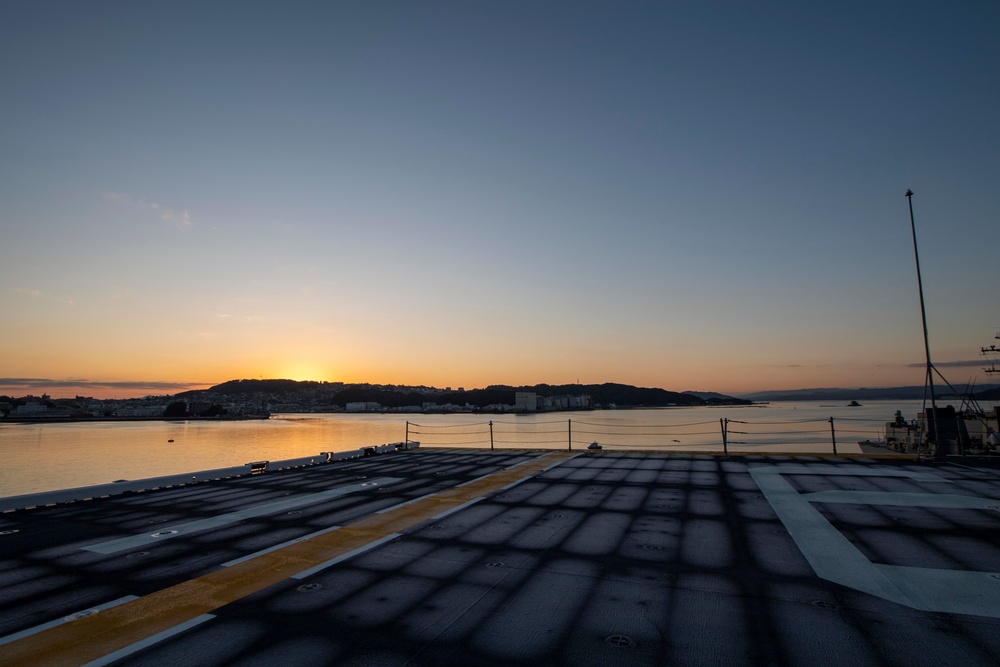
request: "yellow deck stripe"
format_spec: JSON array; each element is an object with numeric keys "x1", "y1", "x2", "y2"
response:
[{"x1": 0, "y1": 451, "x2": 573, "y2": 667}]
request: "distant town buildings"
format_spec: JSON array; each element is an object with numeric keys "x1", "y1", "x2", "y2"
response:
[
  {"x1": 15, "y1": 399, "x2": 49, "y2": 415},
  {"x1": 346, "y1": 401, "x2": 381, "y2": 413},
  {"x1": 1, "y1": 382, "x2": 598, "y2": 420},
  {"x1": 513, "y1": 392, "x2": 591, "y2": 412},
  {"x1": 515, "y1": 392, "x2": 537, "y2": 412}
]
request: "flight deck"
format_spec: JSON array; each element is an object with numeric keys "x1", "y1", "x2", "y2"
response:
[{"x1": 1, "y1": 447, "x2": 999, "y2": 666}]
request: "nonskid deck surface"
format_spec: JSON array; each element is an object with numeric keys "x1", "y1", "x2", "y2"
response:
[{"x1": 1, "y1": 449, "x2": 999, "y2": 666}]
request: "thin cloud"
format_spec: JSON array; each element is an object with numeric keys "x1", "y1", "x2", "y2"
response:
[
  {"x1": 100, "y1": 190, "x2": 129, "y2": 203},
  {"x1": 214, "y1": 313, "x2": 264, "y2": 322},
  {"x1": 101, "y1": 190, "x2": 194, "y2": 229},
  {"x1": 907, "y1": 360, "x2": 987, "y2": 369},
  {"x1": 15, "y1": 287, "x2": 74, "y2": 306},
  {"x1": 161, "y1": 209, "x2": 193, "y2": 229}
]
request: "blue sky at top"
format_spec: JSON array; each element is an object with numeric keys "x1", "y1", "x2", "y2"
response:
[{"x1": 1, "y1": 1, "x2": 997, "y2": 397}]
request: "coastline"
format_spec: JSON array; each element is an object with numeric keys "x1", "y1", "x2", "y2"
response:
[{"x1": 0, "y1": 414, "x2": 270, "y2": 424}]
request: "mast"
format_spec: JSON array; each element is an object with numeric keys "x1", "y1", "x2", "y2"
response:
[
  {"x1": 983, "y1": 333, "x2": 1000, "y2": 376},
  {"x1": 906, "y1": 189, "x2": 943, "y2": 458}
]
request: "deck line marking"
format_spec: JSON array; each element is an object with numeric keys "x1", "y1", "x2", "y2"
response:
[
  {"x1": 0, "y1": 596, "x2": 139, "y2": 647},
  {"x1": 751, "y1": 463, "x2": 946, "y2": 482},
  {"x1": 947, "y1": 461, "x2": 990, "y2": 473},
  {"x1": 0, "y1": 451, "x2": 573, "y2": 667},
  {"x1": 80, "y1": 614, "x2": 215, "y2": 667},
  {"x1": 450, "y1": 453, "x2": 555, "y2": 487},
  {"x1": 541, "y1": 453, "x2": 582, "y2": 471},
  {"x1": 292, "y1": 533, "x2": 402, "y2": 579},
  {"x1": 82, "y1": 477, "x2": 401, "y2": 554},
  {"x1": 752, "y1": 464, "x2": 1000, "y2": 617},
  {"x1": 220, "y1": 525, "x2": 343, "y2": 567},
  {"x1": 496, "y1": 477, "x2": 536, "y2": 492},
  {"x1": 803, "y1": 490, "x2": 1000, "y2": 508},
  {"x1": 430, "y1": 498, "x2": 486, "y2": 521},
  {"x1": 375, "y1": 492, "x2": 436, "y2": 513}
]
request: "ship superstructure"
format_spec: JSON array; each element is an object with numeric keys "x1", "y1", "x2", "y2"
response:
[{"x1": 884, "y1": 332, "x2": 1000, "y2": 455}]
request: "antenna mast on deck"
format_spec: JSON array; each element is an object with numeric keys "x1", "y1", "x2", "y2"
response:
[
  {"x1": 983, "y1": 332, "x2": 1000, "y2": 376},
  {"x1": 906, "y1": 189, "x2": 943, "y2": 458}
]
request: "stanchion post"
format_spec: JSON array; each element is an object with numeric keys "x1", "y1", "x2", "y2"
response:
[
  {"x1": 405, "y1": 421, "x2": 409, "y2": 444},
  {"x1": 721, "y1": 418, "x2": 728, "y2": 455},
  {"x1": 568, "y1": 419, "x2": 572, "y2": 451},
  {"x1": 489, "y1": 420, "x2": 494, "y2": 451},
  {"x1": 829, "y1": 417, "x2": 838, "y2": 456}
]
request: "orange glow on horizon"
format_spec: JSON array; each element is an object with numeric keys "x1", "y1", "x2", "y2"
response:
[{"x1": 0, "y1": 344, "x2": 939, "y2": 401}]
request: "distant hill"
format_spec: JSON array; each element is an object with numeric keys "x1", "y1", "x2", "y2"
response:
[
  {"x1": 190, "y1": 379, "x2": 718, "y2": 409},
  {"x1": 740, "y1": 385, "x2": 1000, "y2": 402},
  {"x1": 197, "y1": 379, "x2": 331, "y2": 395},
  {"x1": 522, "y1": 383, "x2": 703, "y2": 407},
  {"x1": 684, "y1": 391, "x2": 747, "y2": 405},
  {"x1": 976, "y1": 387, "x2": 1000, "y2": 401}
]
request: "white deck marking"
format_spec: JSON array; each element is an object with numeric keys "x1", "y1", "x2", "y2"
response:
[
  {"x1": 429, "y1": 453, "x2": 581, "y2": 519},
  {"x1": 429, "y1": 497, "x2": 486, "y2": 520},
  {"x1": 751, "y1": 465, "x2": 1000, "y2": 617},
  {"x1": 541, "y1": 453, "x2": 581, "y2": 471},
  {"x1": 375, "y1": 492, "x2": 437, "y2": 513},
  {"x1": 220, "y1": 525, "x2": 343, "y2": 567},
  {"x1": 0, "y1": 596, "x2": 139, "y2": 647},
  {"x1": 291, "y1": 533, "x2": 402, "y2": 580},
  {"x1": 753, "y1": 463, "x2": 945, "y2": 482},
  {"x1": 82, "y1": 477, "x2": 402, "y2": 555},
  {"x1": 803, "y1": 490, "x2": 1000, "y2": 508},
  {"x1": 80, "y1": 614, "x2": 215, "y2": 667}
]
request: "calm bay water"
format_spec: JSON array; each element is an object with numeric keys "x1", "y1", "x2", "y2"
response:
[{"x1": 0, "y1": 400, "x2": 923, "y2": 497}]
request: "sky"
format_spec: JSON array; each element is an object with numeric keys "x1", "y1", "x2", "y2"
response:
[{"x1": 1, "y1": 1, "x2": 998, "y2": 399}]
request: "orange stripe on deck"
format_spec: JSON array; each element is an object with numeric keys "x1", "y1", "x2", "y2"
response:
[{"x1": 0, "y1": 451, "x2": 574, "y2": 667}]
